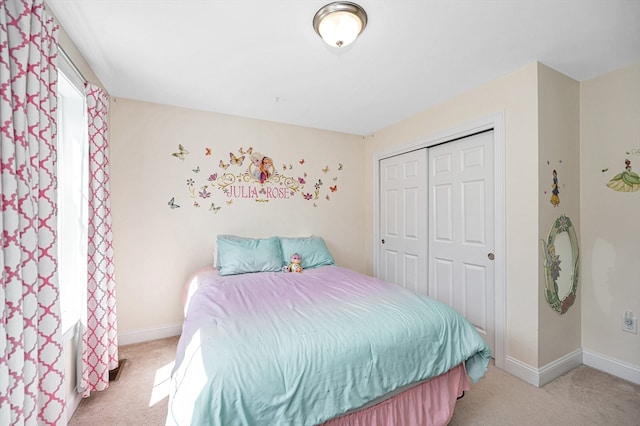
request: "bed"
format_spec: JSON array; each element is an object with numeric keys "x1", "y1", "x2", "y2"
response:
[{"x1": 167, "y1": 236, "x2": 491, "y2": 426}]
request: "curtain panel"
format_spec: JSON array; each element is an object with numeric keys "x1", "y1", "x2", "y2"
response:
[
  {"x1": 80, "y1": 83, "x2": 118, "y2": 397},
  {"x1": 0, "y1": 0, "x2": 66, "y2": 424}
]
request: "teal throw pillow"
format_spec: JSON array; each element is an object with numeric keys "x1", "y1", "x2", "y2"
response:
[
  {"x1": 279, "y1": 236, "x2": 335, "y2": 270},
  {"x1": 217, "y1": 236, "x2": 283, "y2": 276}
]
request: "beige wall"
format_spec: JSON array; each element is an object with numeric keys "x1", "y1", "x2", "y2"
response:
[
  {"x1": 537, "y1": 64, "x2": 581, "y2": 366},
  {"x1": 580, "y1": 63, "x2": 640, "y2": 367},
  {"x1": 109, "y1": 99, "x2": 365, "y2": 334},
  {"x1": 363, "y1": 63, "x2": 542, "y2": 367}
]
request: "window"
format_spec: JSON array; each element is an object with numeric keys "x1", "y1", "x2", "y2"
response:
[{"x1": 56, "y1": 66, "x2": 89, "y2": 336}]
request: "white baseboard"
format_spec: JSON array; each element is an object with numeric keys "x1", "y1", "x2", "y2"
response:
[
  {"x1": 583, "y1": 349, "x2": 640, "y2": 385},
  {"x1": 538, "y1": 349, "x2": 583, "y2": 386},
  {"x1": 117, "y1": 323, "x2": 182, "y2": 346},
  {"x1": 66, "y1": 389, "x2": 83, "y2": 421},
  {"x1": 504, "y1": 349, "x2": 639, "y2": 387},
  {"x1": 505, "y1": 349, "x2": 582, "y2": 387},
  {"x1": 504, "y1": 356, "x2": 541, "y2": 387}
]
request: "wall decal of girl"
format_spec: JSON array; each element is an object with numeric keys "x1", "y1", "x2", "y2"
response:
[
  {"x1": 607, "y1": 159, "x2": 640, "y2": 192},
  {"x1": 249, "y1": 152, "x2": 274, "y2": 184},
  {"x1": 550, "y1": 169, "x2": 560, "y2": 207},
  {"x1": 250, "y1": 152, "x2": 263, "y2": 181},
  {"x1": 260, "y1": 156, "x2": 274, "y2": 184}
]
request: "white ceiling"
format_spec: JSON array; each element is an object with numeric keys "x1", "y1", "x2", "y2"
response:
[{"x1": 46, "y1": 0, "x2": 640, "y2": 136}]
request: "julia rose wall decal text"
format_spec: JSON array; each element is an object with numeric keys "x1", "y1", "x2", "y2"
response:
[{"x1": 167, "y1": 145, "x2": 343, "y2": 212}]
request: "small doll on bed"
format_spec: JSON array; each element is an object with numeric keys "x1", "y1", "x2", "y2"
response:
[{"x1": 286, "y1": 253, "x2": 303, "y2": 273}]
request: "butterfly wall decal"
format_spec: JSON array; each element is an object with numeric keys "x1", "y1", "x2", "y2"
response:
[
  {"x1": 208, "y1": 173, "x2": 218, "y2": 181},
  {"x1": 338, "y1": 163, "x2": 343, "y2": 171},
  {"x1": 330, "y1": 185, "x2": 337, "y2": 192},
  {"x1": 172, "y1": 144, "x2": 189, "y2": 160},
  {"x1": 219, "y1": 160, "x2": 229, "y2": 170},
  {"x1": 168, "y1": 197, "x2": 180, "y2": 209},
  {"x1": 299, "y1": 159, "x2": 305, "y2": 165},
  {"x1": 192, "y1": 166, "x2": 200, "y2": 173},
  {"x1": 210, "y1": 203, "x2": 221, "y2": 213},
  {"x1": 239, "y1": 147, "x2": 253, "y2": 155},
  {"x1": 322, "y1": 166, "x2": 329, "y2": 174},
  {"x1": 230, "y1": 152, "x2": 245, "y2": 166},
  {"x1": 205, "y1": 148, "x2": 212, "y2": 156}
]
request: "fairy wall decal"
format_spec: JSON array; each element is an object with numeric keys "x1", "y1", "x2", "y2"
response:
[
  {"x1": 550, "y1": 169, "x2": 560, "y2": 207},
  {"x1": 607, "y1": 159, "x2": 640, "y2": 192}
]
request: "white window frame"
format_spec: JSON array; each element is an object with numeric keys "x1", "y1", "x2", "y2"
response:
[{"x1": 56, "y1": 56, "x2": 89, "y2": 337}]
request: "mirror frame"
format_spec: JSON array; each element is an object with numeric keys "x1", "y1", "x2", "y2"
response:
[{"x1": 542, "y1": 214, "x2": 579, "y2": 314}]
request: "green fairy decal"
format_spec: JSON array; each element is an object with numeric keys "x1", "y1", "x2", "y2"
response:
[{"x1": 607, "y1": 159, "x2": 640, "y2": 192}]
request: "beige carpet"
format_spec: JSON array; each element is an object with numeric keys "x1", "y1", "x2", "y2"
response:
[
  {"x1": 69, "y1": 336, "x2": 640, "y2": 425},
  {"x1": 449, "y1": 361, "x2": 640, "y2": 426},
  {"x1": 69, "y1": 336, "x2": 179, "y2": 426}
]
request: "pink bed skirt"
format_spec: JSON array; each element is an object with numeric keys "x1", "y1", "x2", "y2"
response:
[{"x1": 322, "y1": 364, "x2": 469, "y2": 426}]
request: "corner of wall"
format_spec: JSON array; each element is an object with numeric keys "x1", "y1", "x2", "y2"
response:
[
  {"x1": 536, "y1": 64, "x2": 581, "y2": 367},
  {"x1": 505, "y1": 349, "x2": 582, "y2": 387}
]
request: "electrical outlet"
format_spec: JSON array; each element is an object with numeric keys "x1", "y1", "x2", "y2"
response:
[{"x1": 622, "y1": 311, "x2": 638, "y2": 334}]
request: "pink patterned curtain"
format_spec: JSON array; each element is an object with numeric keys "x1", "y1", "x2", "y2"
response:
[
  {"x1": 0, "y1": 1, "x2": 66, "y2": 425},
  {"x1": 80, "y1": 83, "x2": 118, "y2": 397}
]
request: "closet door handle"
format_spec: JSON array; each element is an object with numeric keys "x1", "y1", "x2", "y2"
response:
[
  {"x1": 488, "y1": 253, "x2": 495, "y2": 260},
  {"x1": 381, "y1": 239, "x2": 385, "y2": 244}
]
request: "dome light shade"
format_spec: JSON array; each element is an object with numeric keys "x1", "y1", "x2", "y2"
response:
[{"x1": 313, "y1": 2, "x2": 368, "y2": 48}]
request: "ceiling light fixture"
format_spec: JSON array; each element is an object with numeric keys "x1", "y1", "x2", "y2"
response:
[{"x1": 313, "y1": 2, "x2": 368, "y2": 48}]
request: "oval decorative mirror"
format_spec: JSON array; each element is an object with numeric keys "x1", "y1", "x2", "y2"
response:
[{"x1": 541, "y1": 214, "x2": 579, "y2": 314}]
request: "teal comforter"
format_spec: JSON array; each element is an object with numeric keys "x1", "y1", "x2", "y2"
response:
[{"x1": 167, "y1": 265, "x2": 491, "y2": 425}]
